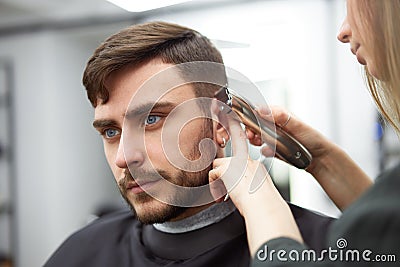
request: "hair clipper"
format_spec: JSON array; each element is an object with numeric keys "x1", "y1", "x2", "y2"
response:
[{"x1": 214, "y1": 87, "x2": 312, "y2": 169}]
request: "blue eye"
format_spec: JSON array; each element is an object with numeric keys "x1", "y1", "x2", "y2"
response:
[
  {"x1": 104, "y1": 128, "x2": 120, "y2": 138},
  {"x1": 145, "y1": 115, "x2": 161, "y2": 126}
]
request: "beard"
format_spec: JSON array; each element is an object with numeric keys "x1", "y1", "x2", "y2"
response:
[
  {"x1": 117, "y1": 119, "x2": 214, "y2": 224},
  {"x1": 117, "y1": 167, "x2": 211, "y2": 224}
]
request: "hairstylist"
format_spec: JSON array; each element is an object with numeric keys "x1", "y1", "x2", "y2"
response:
[{"x1": 209, "y1": 1, "x2": 400, "y2": 266}]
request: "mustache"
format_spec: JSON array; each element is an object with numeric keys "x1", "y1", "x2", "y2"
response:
[{"x1": 118, "y1": 169, "x2": 167, "y2": 189}]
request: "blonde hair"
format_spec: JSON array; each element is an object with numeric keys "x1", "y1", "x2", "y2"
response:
[{"x1": 356, "y1": 0, "x2": 400, "y2": 133}]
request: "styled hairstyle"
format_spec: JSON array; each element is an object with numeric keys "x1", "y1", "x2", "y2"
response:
[
  {"x1": 355, "y1": 0, "x2": 400, "y2": 132},
  {"x1": 83, "y1": 21, "x2": 225, "y2": 107}
]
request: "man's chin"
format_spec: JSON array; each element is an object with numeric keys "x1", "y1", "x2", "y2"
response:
[{"x1": 128, "y1": 197, "x2": 187, "y2": 224}]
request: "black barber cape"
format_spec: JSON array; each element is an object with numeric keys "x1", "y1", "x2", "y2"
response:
[{"x1": 44, "y1": 203, "x2": 333, "y2": 267}]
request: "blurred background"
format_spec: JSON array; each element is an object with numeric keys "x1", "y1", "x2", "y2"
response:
[{"x1": 0, "y1": 0, "x2": 399, "y2": 266}]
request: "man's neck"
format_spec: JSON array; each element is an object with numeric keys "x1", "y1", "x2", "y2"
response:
[
  {"x1": 169, "y1": 203, "x2": 214, "y2": 222},
  {"x1": 153, "y1": 200, "x2": 236, "y2": 233}
]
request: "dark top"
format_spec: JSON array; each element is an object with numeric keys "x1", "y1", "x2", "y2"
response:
[
  {"x1": 44, "y1": 203, "x2": 333, "y2": 267},
  {"x1": 252, "y1": 164, "x2": 400, "y2": 267}
]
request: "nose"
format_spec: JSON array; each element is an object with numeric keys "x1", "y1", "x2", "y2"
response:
[
  {"x1": 337, "y1": 17, "x2": 351, "y2": 43},
  {"x1": 115, "y1": 133, "x2": 145, "y2": 169}
]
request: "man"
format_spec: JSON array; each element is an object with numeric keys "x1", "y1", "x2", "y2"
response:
[{"x1": 45, "y1": 21, "x2": 333, "y2": 267}]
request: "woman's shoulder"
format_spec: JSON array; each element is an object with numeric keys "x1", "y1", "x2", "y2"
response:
[
  {"x1": 356, "y1": 162, "x2": 400, "y2": 209},
  {"x1": 337, "y1": 162, "x2": 400, "y2": 222},
  {"x1": 328, "y1": 164, "x2": 400, "y2": 255}
]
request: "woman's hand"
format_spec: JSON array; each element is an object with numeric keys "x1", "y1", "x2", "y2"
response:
[
  {"x1": 246, "y1": 105, "x2": 334, "y2": 174},
  {"x1": 247, "y1": 105, "x2": 373, "y2": 210},
  {"x1": 208, "y1": 114, "x2": 303, "y2": 256}
]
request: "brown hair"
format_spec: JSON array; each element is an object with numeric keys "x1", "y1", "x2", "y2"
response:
[{"x1": 83, "y1": 21, "x2": 225, "y2": 107}]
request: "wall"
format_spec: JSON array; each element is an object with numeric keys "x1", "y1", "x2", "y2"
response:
[{"x1": 0, "y1": 24, "x2": 126, "y2": 266}]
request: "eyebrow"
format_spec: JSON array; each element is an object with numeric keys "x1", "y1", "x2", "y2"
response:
[
  {"x1": 92, "y1": 119, "x2": 118, "y2": 130},
  {"x1": 124, "y1": 101, "x2": 177, "y2": 120},
  {"x1": 92, "y1": 101, "x2": 177, "y2": 130}
]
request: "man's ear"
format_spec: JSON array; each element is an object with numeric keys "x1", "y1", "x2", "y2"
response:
[
  {"x1": 211, "y1": 98, "x2": 230, "y2": 147},
  {"x1": 214, "y1": 121, "x2": 229, "y2": 148}
]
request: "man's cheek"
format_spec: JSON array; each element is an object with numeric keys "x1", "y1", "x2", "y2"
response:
[
  {"x1": 177, "y1": 124, "x2": 198, "y2": 156},
  {"x1": 103, "y1": 146, "x2": 115, "y2": 168},
  {"x1": 102, "y1": 145, "x2": 120, "y2": 178},
  {"x1": 145, "y1": 140, "x2": 168, "y2": 165}
]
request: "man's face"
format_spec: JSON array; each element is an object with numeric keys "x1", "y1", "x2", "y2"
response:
[{"x1": 93, "y1": 59, "x2": 216, "y2": 224}]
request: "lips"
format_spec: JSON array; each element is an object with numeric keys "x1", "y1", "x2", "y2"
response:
[
  {"x1": 126, "y1": 180, "x2": 160, "y2": 194},
  {"x1": 350, "y1": 45, "x2": 366, "y2": 65},
  {"x1": 351, "y1": 44, "x2": 359, "y2": 55}
]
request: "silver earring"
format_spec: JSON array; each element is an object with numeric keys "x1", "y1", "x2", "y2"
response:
[
  {"x1": 224, "y1": 193, "x2": 230, "y2": 202},
  {"x1": 220, "y1": 137, "x2": 226, "y2": 148}
]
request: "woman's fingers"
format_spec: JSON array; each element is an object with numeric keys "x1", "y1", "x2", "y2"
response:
[
  {"x1": 209, "y1": 111, "x2": 249, "y2": 203},
  {"x1": 256, "y1": 106, "x2": 305, "y2": 138},
  {"x1": 209, "y1": 159, "x2": 230, "y2": 202},
  {"x1": 209, "y1": 170, "x2": 226, "y2": 202},
  {"x1": 224, "y1": 112, "x2": 248, "y2": 159},
  {"x1": 260, "y1": 145, "x2": 275, "y2": 158},
  {"x1": 248, "y1": 105, "x2": 313, "y2": 155},
  {"x1": 246, "y1": 129, "x2": 262, "y2": 146},
  {"x1": 209, "y1": 105, "x2": 277, "y2": 202}
]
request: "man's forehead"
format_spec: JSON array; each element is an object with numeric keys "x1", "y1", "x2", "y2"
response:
[
  {"x1": 107, "y1": 59, "x2": 184, "y2": 88},
  {"x1": 124, "y1": 85, "x2": 198, "y2": 115},
  {"x1": 94, "y1": 83, "x2": 197, "y2": 121},
  {"x1": 106, "y1": 61, "x2": 194, "y2": 100},
  {"x1": 95, "y1": 60, "x2": 189, "y2": 117}
]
